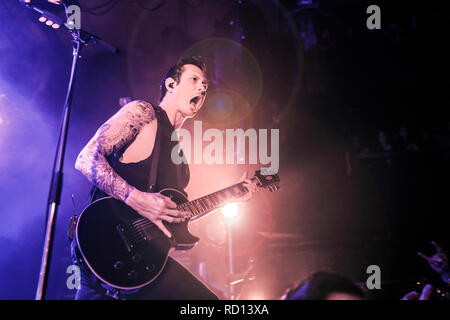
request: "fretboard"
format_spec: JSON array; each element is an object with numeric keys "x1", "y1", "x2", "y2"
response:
[{"x1": 178, "y1": 177, "x2": 258, "y2": 221}]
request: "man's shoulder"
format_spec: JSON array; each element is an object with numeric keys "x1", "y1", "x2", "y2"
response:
[
  {"x1": 124, "y1": 99, "x2": 155, "y2": 112},
  {"x1": 119, "y1": 100, "x2": 157, "y2": 121}
]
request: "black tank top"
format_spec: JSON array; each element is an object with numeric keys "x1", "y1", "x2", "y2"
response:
[{"x1": 90, "y1": 105, "x2": 189, "y2": 201}]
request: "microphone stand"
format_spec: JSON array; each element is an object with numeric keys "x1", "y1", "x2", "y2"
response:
[{"x1": 21, "y1": 3, "x2": 118, "y2": 300}]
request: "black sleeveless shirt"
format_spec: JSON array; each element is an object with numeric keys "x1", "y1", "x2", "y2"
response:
[{"x1": 90, "y1": 105, "x2": 189, "y2": 201}]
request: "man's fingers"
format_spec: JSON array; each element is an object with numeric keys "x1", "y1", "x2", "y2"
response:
[
  {"x1": 165, "y1": 208, "x2": 188, "y2": 218},
  {"x1": 236, "y1": 193, "x2": 252, "y2": 202},
  {"x1": 401, "y1": 291, "x2": 419, "y2": 300},
  {"x1": 430, "y1": 260, "x2": 443, "y2": 268},
  {"x1": 239, "y1": 171, "x2": 248, "y2": 182},
  {"x1": 237, "y1": 177, "x2": 258, "y2": 203},
  {"x1": 154, "y1": 220, "x2": 172, "y2": 238},
  {"x1": 156, "y1": 193, "x2": 178, "y2": 208},
  {"x1": 431, "y1": 241, "x2": 443, "y2": 253},
  {"x1": 162, "y1": 215, "x2": 185, "y2": 223},
  {"x1": 244, "y1": 180, "x2": 258, "y2": 193},
  {"x1": 240, "y1": 172, "x2": 258, "y2": 194},
  {"x1": 419, "y1": 284, "x2": 433, "y2": 300},
  {"x1": 417, "y1": 252, "x2": 430, "y2": 261},
  {"x1": 165, "y1": 197, "x2": 178, "y2": 208}
]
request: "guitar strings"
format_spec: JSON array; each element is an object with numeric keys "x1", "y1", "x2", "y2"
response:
[{"x1": 130, "y1": 184, "x2": 250, "y2": 235}]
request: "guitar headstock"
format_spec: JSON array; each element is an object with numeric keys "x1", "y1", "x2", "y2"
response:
[{"x1": 254, "y1": 170, "x2": 280, "y2": 192}]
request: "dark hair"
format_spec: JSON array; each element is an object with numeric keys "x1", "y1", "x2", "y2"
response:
[
  {"x1": 159, "y1": 56, "x2": 207, "y2": 102},
  {"x1": 283, "y1": 272, "x2": 366, "y2": 300}
]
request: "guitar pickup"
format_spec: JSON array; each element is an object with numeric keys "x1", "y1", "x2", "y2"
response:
[{"x1": 116, "y1": 224, "x2": 133, "y2": 252}]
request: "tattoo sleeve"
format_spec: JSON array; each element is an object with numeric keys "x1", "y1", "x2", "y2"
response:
[{"x1": 75, "y1": 100, "x2": 155, "y2": 202}]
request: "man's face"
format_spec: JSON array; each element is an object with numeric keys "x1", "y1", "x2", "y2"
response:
[{"x1": 171, "y1": 64, "x2": 208, "y2": 118}]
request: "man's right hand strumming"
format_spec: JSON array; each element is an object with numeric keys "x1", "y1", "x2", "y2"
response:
[{"x1": 125, "y1": 188, "x2": 187, "y2": 238}]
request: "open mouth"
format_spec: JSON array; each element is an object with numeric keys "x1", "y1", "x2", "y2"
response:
[{"x1": 190, "y1": 96, "x2": 202, "y2": 109}]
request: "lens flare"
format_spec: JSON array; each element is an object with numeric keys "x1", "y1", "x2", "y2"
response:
[
  {"x1": 182, "y1": 38, "x2": 263, "y2": 115},
  {"x1": 201, "y1": 88, "x2": 253, "y2": 128},
  {"x1": 222, "y1": 203, "x2": 239, "y2": 218}
]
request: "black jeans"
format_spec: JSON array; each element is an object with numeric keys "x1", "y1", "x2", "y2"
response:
[{"x1": 75, "y1": 256, "x2": 219, "y2": 300}]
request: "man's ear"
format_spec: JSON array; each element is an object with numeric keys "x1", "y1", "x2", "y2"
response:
[{"x1": 165, "y1": 77, "x2": 176, "y2": 92}]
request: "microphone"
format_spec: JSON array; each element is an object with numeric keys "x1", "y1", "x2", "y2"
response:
[{"x1": 18, "y1": 0, "x2": 118, "y2": 54}]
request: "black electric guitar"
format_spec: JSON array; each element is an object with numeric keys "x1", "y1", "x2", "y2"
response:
[{"x1": 75, "y1": 170, "x2": 280, "y2": 290}]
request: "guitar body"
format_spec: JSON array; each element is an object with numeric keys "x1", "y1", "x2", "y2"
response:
[
  {"x1": 75, "y1": 170, "x2": 280, "y2": 290},
  {"x1": 75, "y1": 188, "x2": 199, "y2": 290}
]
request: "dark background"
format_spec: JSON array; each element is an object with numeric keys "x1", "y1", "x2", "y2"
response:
[{"x1": 0, "y1": 0, "x2": 448, "y2": 299}]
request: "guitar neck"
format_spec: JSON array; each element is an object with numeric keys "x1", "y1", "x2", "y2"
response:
[{"x1": 178, "y1": 177, "x2": 260, "y2": 221}]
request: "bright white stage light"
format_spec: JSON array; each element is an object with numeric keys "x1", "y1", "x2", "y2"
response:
[
  {"x1": 221, "y1": 203, "x2": 239, "y2": 218},
  {"x1": 39, "y1": 16, "x2": 47, "y2": 23},
  {"x1": 51, "y1": 23, "x2": 60, "y2": 29},
  {"x1": 45, "y1": 20, "x2": 53, "y2": 26}
]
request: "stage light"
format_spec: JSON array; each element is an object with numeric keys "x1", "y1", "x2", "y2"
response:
[
  {"x1": 250, "y1": 293, "x2": 265, "y2": 300},
  {"x1": 51, "y1": 23, "x2": 60, "y2": 29},
  {"x1": 242, "y1": 287, "x2": 266, "y2": 300},
  {"x1": 45, "y1": 20, "x2": 53, "y2": 26},
  {"x1": 38, "y1": 16, "x2": 47, "y2": 23},
  {"x1": 222, "y1": 203, "x2": 239, "y2": 218}
]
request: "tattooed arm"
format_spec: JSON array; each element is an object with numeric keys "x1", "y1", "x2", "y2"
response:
[
  {"x1": 74, "y1": 100, "x2": 155, "y2": 202},
  {"x1": 75, "y1": 100, "x2": 187, "y2": 237}
]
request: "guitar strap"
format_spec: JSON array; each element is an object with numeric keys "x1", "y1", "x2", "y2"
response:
[{"x1": 147, "y1": 105, "x2": 161, "y2": 193}]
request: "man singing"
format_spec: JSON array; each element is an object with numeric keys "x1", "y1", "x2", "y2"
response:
[{"x1": 73, "y1": 56, "x2": 257, "y2": 299}]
